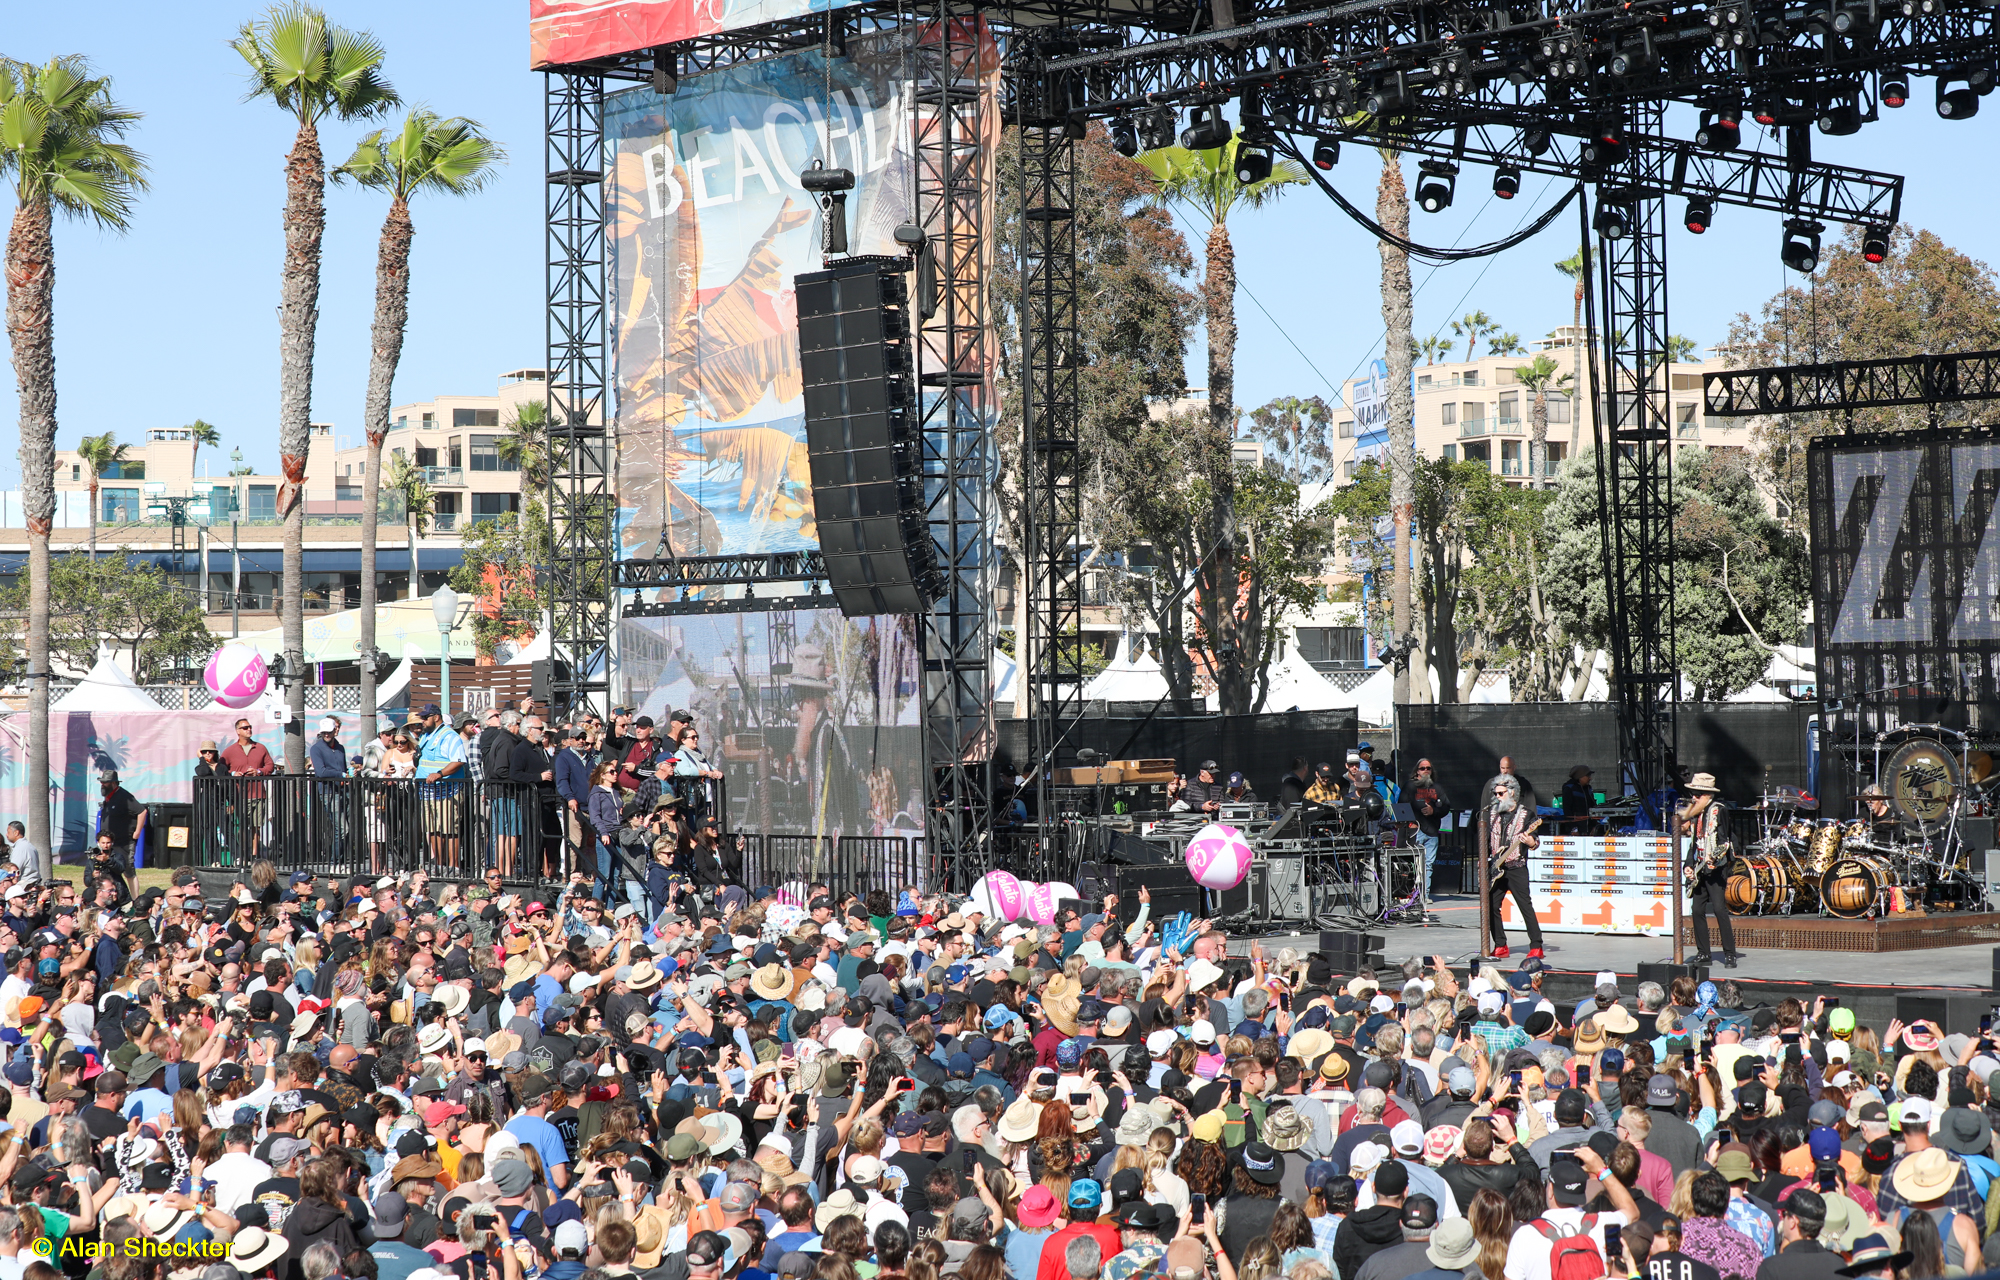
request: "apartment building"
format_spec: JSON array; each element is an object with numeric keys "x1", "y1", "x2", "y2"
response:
[{"x1": 1332, "y1": 331, "x2": 1749, "y2": 482}]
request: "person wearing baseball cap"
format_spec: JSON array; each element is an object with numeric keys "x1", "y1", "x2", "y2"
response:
[{"x1": 1034, "y1": 1180, "x2": 1118, "y2": 1280}]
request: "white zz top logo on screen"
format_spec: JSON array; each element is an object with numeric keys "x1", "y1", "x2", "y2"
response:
[{"x1": 1829, "y1": 444, "x2": 2000, "y2": 644}]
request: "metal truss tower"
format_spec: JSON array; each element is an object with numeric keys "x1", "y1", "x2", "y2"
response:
[
  {"x1": 1017, "y1": 68, "x2": 1085, "y2": 858},
  {"x1": 1595, "y1": 102, "x2": 1680, "y2": 841},
  {"x1": 545, "y1": 72, "x2": 616, "y2": 721},
  {"x1": 912, "y1": 11, "x2": 995, "y2": 884}
]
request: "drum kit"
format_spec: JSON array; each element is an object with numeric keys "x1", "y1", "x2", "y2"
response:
[{"x1": 1726, "y1": 725, "x2": 1997, "y2": 920}]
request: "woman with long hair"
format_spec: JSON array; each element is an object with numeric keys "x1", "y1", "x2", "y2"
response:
[
  {"x1": 1468, "y1": 1188, "x2": 1516, "y2": 1280},
  {"x1": 1309, "y1": 1177, "x2": 1354, "y2": 1255},
  {"x1": 1900, "y1": 1204, "x2": 1949, "y2": 1279},
  {"x1": 874, "y1": 1222, "x2": 911, "y2": 1280},
  {"x1": 1175, "y1": 1139, "x2": 1230, "y2": 1202},
  {"x1": 1236, "y1": 1238, "x2": 1282, "y2": 1280},
  {"x1": 1270, "y1": 1203, "x2": 1324, "y2": 1270},
  {"x1": 250, "y1": 858, "x2": 280, "y2": 905},
  {"x1": 954, "y1": 1246, "x2": 1005, "y2": 1280},
  {"x1": 162, "y1": 1090, "x2": 204, "y2": 1181}
]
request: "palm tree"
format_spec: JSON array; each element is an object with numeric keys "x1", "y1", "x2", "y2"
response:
[
  {"x1": 335, "y1": 108, "x2": 503, "y2": 722},
  {"x1": 1663, "y1": 333, "x2": 1700, "y2": 365},
  {"x1": 1375, "y1": 147, "x2": 1421, "y2": 706},
  {"x1": 384, "y1": 452, "x2": 435, "y2": 605},
  {"x1": 1514, "y1": 353, "x2": 1573, "y2": 490},
  {"x1": 1418, "y1": 334, "x2": 1453, "y2": 366},
  {"x1": 1555, "y1": 250, "x2": 1589, "y2": 455},
  {"x1": 496, "y1": 399, "x2": 551, "y2": 496},
  {"x1": 234, "y1": 3, "x2": 396, "y2": 770},
  {"x1": 0, "y1": 55, "x2": 146, "y2": 879},
  {"x1": 1138, "y1": 133, "x2": 1307, "y2": 714},
  {"x1": 185, "y1": 418, "x2": 221, "y2": 471},
  {"x1": 1488, "y1": 332, "x2": 1525, "y2": 357},
  {"x1": 1451, "y1": 310, "x2": 1499, "y2": 363},
  {"x1": 75, "y1": 432, "x2": 132, "y2": 560}
]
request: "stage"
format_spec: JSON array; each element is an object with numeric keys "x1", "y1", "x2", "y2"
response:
[{"x1": 1228, "y1": 892, "x2": 2000, "y2": 1030}]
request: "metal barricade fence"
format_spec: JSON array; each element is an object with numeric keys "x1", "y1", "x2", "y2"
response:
[{"x1": 192, "y1": 776, "x2": 565, "y2": 881}]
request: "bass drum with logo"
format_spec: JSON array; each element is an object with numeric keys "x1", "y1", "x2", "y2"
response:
[
  {"x1": 1724, "y1": 851, "x2": 1804, "y2": 916},
  {"x1": 1820, "y1": 854, "x2": 1905, "y2": 919}
]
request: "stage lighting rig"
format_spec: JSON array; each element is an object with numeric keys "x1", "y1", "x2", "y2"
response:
[
  {"x1": 1136, "y1": 107, "x2": 1176, "y2": 152},
  {"x1": 1708, "y1": 3, "x2": 1750, "y2": 48},
  {"x1": 1609, "y1": 31, "x2": 1657, "y2": 78},
  {"x1": 1818, "y1": 84, "x2": 1863, "y2": 134},
  {"x1": 1494, "y1": 165, "x2": 1521, "y2": 199},
  {"x1": 1416, "y1": 160, "x2": 1458, "y2": 212},
  {"x1": 801, "y1": 159, "x2": 855, "y2": 255},
  {"x1": 1863, "y1": 223, "x2": 1892, "y2": 262},
  {"x1": 1697, "y1": 106, "x2": 1742, "y2": 149},
  {"x1": 1595, "y1": 198, "x2": 1632, "y2": 240},
  {"x1": 1236, "y1": 140, "x2": 1274, "y2": 184},
  {"x1": 1181, "y1": 103, "x2": 1231, "y2": 149},
  {"x1": 1832, "y1": 0, "x2": 1881, "y2": 36},
  {"x1": 1685, "y1": 197, "x2": 1715, "y2": 233},
  {"x1": 1362, "y1": 73, "x2": 1409, "y2": 119},
  {"x1": 1109, "y1": 116, "x2": 1139, "y2": 156},
  {"x1": 1312, "y1": 140, "x2": 1339, "y2": 170},
  {"x1": 651, "y1": 49, "x2": 678, "y2": 96},
  {"x1": 1782, "y1": 219, "x2": 1824, "y2": 272},
  {"x1": 1581, "y1": 124, "x2": 1627, "y2": 168},
  {"x1": 1938, "y1": 72, "x2": 1981, "y2": 119},
  {"x1": 1881, "y1": 71, "x2": 1910, "y2": 106},
  {"x1": 1521, "y1": 126, "x2": 1553, "y2": 156}
]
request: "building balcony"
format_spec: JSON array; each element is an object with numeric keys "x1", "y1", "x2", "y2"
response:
[
  {"x1": 420, "y1": 466, "x2": 465, "y2": 488},
  {"x1": 1459, "y1": 420, "x2": 1489, "y2": 437},
  {"x1": 432, "y1": 512, "x2": 460, "y2": 533},
  {"x1": 1497, "y1": 415, "x2": 1522, "y2": 433}
]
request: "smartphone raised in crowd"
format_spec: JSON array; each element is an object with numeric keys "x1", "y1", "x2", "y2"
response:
[
  {"x1": 1189, "y1": 1193, "x2": 1207, "y2": 1226},
  {"x1": 1604, "y1": 1222, "x2": 1623, "y2": 1262},
  {"x1": 1683, "y1": 1047, "x2": 1697, "y2": 1072},
  {"x1": 1510, "y1": 1071, "x2": 1523, "y2": 1090},
  {"x1": 1576, "y1": 1063, "x2": 1591, "y2": 1086}
]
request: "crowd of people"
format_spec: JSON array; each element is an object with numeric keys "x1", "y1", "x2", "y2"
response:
[
  {"x1": 0, "y1": 858, "x2": 1977, "y2": 1280},
  {"x1": 188, "y1": 707, "x2": 732, "y2": 898}
]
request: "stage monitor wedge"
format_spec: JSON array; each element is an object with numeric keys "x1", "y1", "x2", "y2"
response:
[{"x1": 795, "y1": 254, "x2": 941, "y2": 618}]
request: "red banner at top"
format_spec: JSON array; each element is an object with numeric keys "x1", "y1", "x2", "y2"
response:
[{"x1": 530, "y1": 0, "x2": 863, "y2": 67}]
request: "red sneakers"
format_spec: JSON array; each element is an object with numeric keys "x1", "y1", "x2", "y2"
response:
[
  {"x1": 1491, "y1": 945, "x2": 1511, "y2": 959},
  {"x1": 1527, "y1": 947, "x2": 1545, "y2": 959}
]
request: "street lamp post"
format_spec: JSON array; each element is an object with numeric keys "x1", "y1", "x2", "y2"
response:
[{"x1": 431, "y1": 584, "x2": 460, "y2": 717}]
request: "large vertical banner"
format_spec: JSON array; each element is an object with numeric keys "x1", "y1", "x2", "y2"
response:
[
  {"x1": 619, "y1": 609, "x2": 924, "y2": 841},
  {"x1": 1807, "y1": 426, "x2": 2000, "y2": 733},
  {"x1": 604, "y1": 23, "x2": 998, "y2": 564}
]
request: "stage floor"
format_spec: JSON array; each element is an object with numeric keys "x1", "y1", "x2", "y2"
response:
[{"x1": 1229, "y1": 892, "x2": 2000, "y2": 991}]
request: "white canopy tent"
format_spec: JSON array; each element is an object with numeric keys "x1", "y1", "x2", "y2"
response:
[
  {"x1": 53, "y1": 650, "x2": 162, "y2": 713},
  {"x1": 1084, "y1": 634, "x2": 1170, "y2": 702},
  {"x1": 1254, "y1": 640, "x2": 1348, "y2": 712}
]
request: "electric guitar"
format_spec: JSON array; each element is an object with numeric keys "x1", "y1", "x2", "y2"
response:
[
  {"x1": 1680, "y1": 810, "x2": 1726, "y2": 890},
  {"x1": 1490, "y1": 816, "x2": 1543, "y2": 872}
]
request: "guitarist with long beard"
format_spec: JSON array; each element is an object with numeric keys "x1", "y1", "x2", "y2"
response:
[
  {"x1": 1486, "y1": 777, "x2": 1545, "y2": 959},
  {"x1": 1679, "y1": 771, "x2": 1741, "y2": 969}
]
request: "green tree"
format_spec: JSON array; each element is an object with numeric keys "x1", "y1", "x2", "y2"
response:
[
  {"x1": 1543, "y1": 448, "x2": 1806, "y2": 699},
  {"x1": 185, "y1": 418, "x2": 221, "y2": 468},
  {"x1": 1662, "y1": 333, "x2": 1699, "y2": 365},
  {"x1": 1138, "y1": 134, "x2": 1307, "y2": 714},
  {"x1": 1727, "y1": 224, "x2": 2000, "y2": 524},
  {"x1": 1451, "y1": 310, "x2": 1499, "y2": 362},
  {"x1": 335, "y1": 107, "x2": 503, "y2": 722},
  {"x1": 383, "y1": 452, "x2": 434, "y2": 604},
  {"x1": 74, "y1": 431, "x2": 132, "y2": 560},
  {"x1": 1245, "y1": 395, "x2": 1336, "y2": 484},
  {"x1": 993, "y1": 124, "x2": 1197, "y2": 708},
  {"x1": 1513, "y1": 354, "x2": 1572, "y2": 491},
  {"x1": 233, "y1": 2, "x2": 397, "y2": 769},
  {"x1": 0, "y1": 552, "x2": 212, "y2": 684},
  {"x1": 450, "y1": 513, "x2": 549, "y2": 661},
  {"x1": 0, "y1": 55, "x2": 146, "y2": 875},
  {"x1": 1555, "y1": 250, "x2": 1590, "y2": 456},
  {"x1": 496, "y1": 399, "x2": 550, "y2": 495},
  {"x1": 1488, "y1": 332, "x2": 1525, "y2": 358},
  {"x1": 1418, "y1": 334, "x2": 1453, "y2": 365}
]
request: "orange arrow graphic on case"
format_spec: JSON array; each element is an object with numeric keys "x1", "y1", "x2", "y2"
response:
[{"x1": 1582, "y1": 899, "x2": 1615, "y2": 927}]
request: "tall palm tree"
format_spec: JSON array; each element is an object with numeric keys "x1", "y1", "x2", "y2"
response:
[
  {"x1": 185, "y1": 418, "x2": 221, "y2": 471},
  {"x1": 384, "y1": 452, "x2": 435, "y2": 605},
  {"x1": 1377, "y1": 148, "x2": 1421, "y2": 706},
  {"x1": 495, "y1": 399, "x2": 551, "y2": 498},
  {"x1": 1488, "y1": 332, "x2": 1525, "y2": 357},
  {"x1": 335, "y1": 108, "x2": 503, "y2": 722},
  {"x1": 1514, "y1": 353, "x2": 1572, "y2": 490},
  {"x1": 1418, "y1": 334, "x2": 1453, "y2": 366},
  {"x1": 1451, "y1": 310, "x2": 1499, "y2": 363},
  {"x1": 1555, "y1": 250, "x2": 1589, "y2": 455},
  {"x1": 1138, "y1": 133, "x2": 1306, "y2": 714},
  {"x1": 0, "y1": 55, "x2": 146, "y2": 878},
  {"x1": 75, "y1": 432, "x2": 131, "y2": 560},
  {"x1": 234, "y1": 3, "x2": 396, "y2": 769}
]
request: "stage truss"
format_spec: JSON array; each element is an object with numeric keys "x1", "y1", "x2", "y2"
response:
[{"x1": 541, "y1": 0, "x2": 2000, "y2": 875}]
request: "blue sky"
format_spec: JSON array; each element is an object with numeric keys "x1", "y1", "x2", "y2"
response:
[{"x1": 7, "y1": 6, "x2": 2000, "y2": 482}]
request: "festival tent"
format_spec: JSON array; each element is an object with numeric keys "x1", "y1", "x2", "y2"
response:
[
  {"x1": 993, "y1": 648, "x2": 1017, "y2": 705},
  {"x1": 52, "y1": 650, "x2": 162, "y2": 713},
  {"x1": 1254, "y1": 641, "x2": 1348, "y2": 712},
  {"x1": 234, "y1": 598, "x2": 480, "y2": 664},
  {"x1": 1084, "y1": 634, "x2": 1170, "y2": 703}
]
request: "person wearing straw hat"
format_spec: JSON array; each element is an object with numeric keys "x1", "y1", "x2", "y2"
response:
[
  {"x1": 1678, "y1": 772, "x2": 1740, "y2": 969},
  {"x1": 1887, "y1": 1147, "x2": 1981, "y2": 1270}
]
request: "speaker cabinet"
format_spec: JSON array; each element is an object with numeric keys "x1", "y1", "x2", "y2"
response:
[
  {"x1": 795, "y1": 255, "x2": 940, "y2": 616},
  {"x1": 1259, "y1": 857, "x2": 1310, "y2": 921},
  {"x1": 1113, "y1": 864, "x2": 1204, "y2": 921}
]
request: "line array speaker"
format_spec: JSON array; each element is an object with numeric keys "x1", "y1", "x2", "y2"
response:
[{"x1": 795, "y1": 255, "x2": 941, "y2": 616}]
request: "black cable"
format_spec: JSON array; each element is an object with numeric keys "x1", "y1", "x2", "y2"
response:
[{"x1": 1276, "y1": 137, "x2": 1583, "y2": 263}]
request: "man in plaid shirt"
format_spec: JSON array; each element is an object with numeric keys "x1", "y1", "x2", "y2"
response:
[
  {"x1": 1874, "y1": 1102, "x2": 1985, "y2": 1222},
  {"x1": 1470, "y1": 988, "x2": 1532, "y2": 1061}
]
